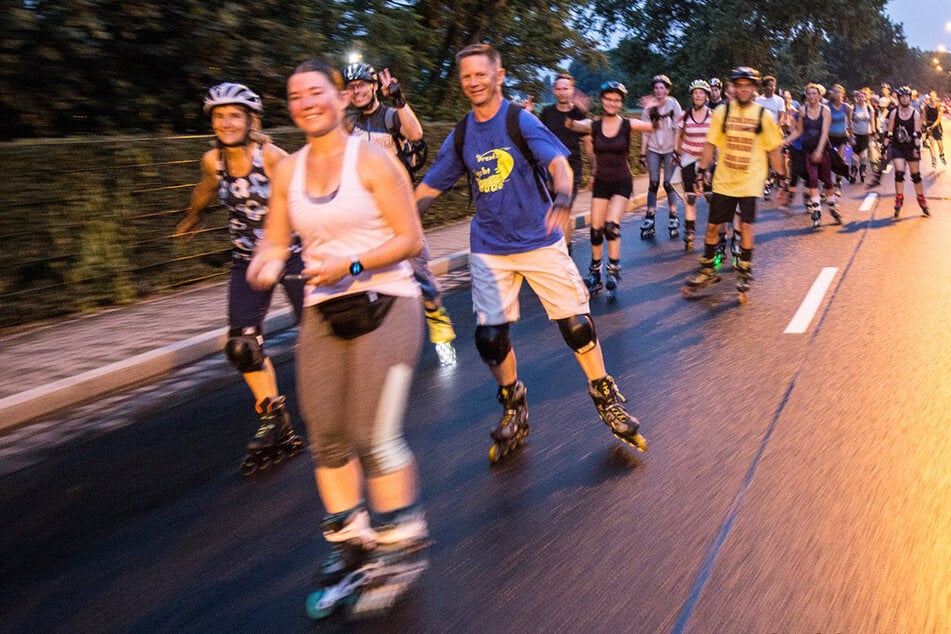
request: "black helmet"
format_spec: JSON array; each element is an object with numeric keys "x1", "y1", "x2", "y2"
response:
[
  {"x1": 600, "y1": 81, "x2": 628, "y2": 98},
  {"x1": 343, "y1": 62, "x2": 377, "y2": 84},
  {"x1": 729, "y1": 67, "x2": 761, "y2": 83},
  {"x1": 708, "y1": 77, "x2": 723, "y2": 89},
  {"x1": 652, "y1": 74, "x2": 672, "y2": 89},
  {"x1": 203, "y1": 83, "x2": 262, "y2": 115},
  {"x1": 896, "y1": 85, "x2": 912, "y2": 97}
]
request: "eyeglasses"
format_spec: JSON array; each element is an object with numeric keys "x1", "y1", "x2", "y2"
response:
[{"x1": 602, "y1": 97, "x2": 623, "y2": 104}]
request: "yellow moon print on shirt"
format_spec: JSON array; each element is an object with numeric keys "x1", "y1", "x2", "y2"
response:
[{"x1": 474, "y1": 148, "x2": 515, "y2": 193}]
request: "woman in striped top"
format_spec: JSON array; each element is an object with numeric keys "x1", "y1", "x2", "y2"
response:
[{"x1": 676, "y1": 80, "x2": 714, "y2": 252}]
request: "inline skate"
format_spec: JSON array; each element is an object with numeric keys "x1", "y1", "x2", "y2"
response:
[
  {"x1": 826, "y1": 198, "x2": 842, "y2": 225},
  {"x1": 583, "y1": 262, "x2": 603, "y2": 295},
  {"x1": 488, "y1": 381, "x2": 530, "y2": 464},
  {"x1": 894, "y1": 193, "x2": 903, "y2": 219},
  {"x1": 425, "y1": 306, "x2": 457, "y2": 366},
  {"x1": 917, "y1": 194, "x2": 930, "y2": 217},
  {"x1": 640, "y1": 214, "x2": 656, "y2": 240},
  {"x1": 730, "y1": 230, "x2": 742, "y2": 268},
  {"x1": 589, "y1": 375, "x2": 647, "y2": 451},
  {"x1": 713, "y1": 231, "x2": 727, "y2": 268},
  {"x1": 667, "y1": 214, "x2": 680, "y2": 239},
  {"x1": 683, "y1": 229, "x2": 695, "y2": 253},
  {"x1": 735, "y1": 259, "x2": 754, "y2": 305},
  {"x1": 807, "y1": 201, "x2": 821, "y2": 228},
  {"x1": 605, "y1": 263, "x2": 621, "y2": 304},
  {"x1": 681, "y1": 256, "x2": 721, "y2": 297},
  {"x1": 240, "y1": 395, "x2": 304, "y2": 475}
]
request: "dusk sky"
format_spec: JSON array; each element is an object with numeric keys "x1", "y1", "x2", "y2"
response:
[{"x1": 886, "y1": 0, "x2": 951, "y2": 51}]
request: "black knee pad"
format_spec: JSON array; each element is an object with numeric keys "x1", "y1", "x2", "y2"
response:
[
  {"x1": 474, "y1": 323, "x2": 511, "y2": 366},
  {"x1": 556, "y1": 314, "x2": 597, "y2": 354},
  {"x1": 604, "y1": 221, "x2": 620, "y2": 241},
  {"x1": 589, "y1": 226, "x2": 605, "y2": 246},
  {"x1": 225, "y1": 327, "x2": 266, "y2": 372},
  {"x1": 648, "y1": 179, "x2": 660, "y2": 193},
  {"x1": 894, "y1": 170, "x2": 905, "y2": 182},
  {"x1": 686, "y1": 192, "x2": 697, "y2": 205},
  {"x1": 911, "y1": 172, "x2": 922, "y2": 184},
  {"x1": 663, "y1": 181, "x2": 675, "y2": 195}
]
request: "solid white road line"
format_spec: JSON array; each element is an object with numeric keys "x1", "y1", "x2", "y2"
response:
[
  {"x1": 859, "y1": 192, "x2": 877, "y2": 212},
  {"x1": 784, "y1": 267, "x2": 839, "y2": 334}
]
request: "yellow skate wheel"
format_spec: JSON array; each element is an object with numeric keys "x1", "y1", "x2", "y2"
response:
[{"x1": 488, "y1": 443, "x2": 502, "y2": 464}]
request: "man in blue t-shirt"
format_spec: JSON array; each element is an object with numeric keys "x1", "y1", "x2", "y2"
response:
[{"x1": 415, "y1": 44, "x2": 647, "y2": 462}]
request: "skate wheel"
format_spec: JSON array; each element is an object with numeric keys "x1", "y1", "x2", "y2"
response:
[
  {"x1": 240, "y1": 459, "x2": 256, "y2": 476},
  {"x1": 737, "y1": 291, "x2": 749, "y2": 305},
  {"x1": 488, "y1": 443, "x2": 502, "y2": 464},
  {"x1": 272, "y1": 449, "x2": 284, "y2": 465},
  {"x1": 257, "y1": 454, "x2": 271, "y2": 471}
]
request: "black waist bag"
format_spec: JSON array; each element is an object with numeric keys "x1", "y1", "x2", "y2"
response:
[{"x1": 315, "y1": 291, "x2": 396, "y2": 340}]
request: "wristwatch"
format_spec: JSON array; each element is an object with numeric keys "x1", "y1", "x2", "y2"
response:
[{"x1": 349, "y1": 255, "x2": 364, "y2": 276}]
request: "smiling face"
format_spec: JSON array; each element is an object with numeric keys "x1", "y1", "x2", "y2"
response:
[
  {"x1": 553, "y1": 78, "x2": 574, "y2": 105},
  {"x1": 732, "y1": 79, "x2": 756, "y2": 105},
  {"x1": 210, "y1": 105, "x2": 252, "y2": 145},
  {"x1": 346, "y1": 79, "x2": 376, "y2": 110},
  {"x1": 600, "y1": 90, "x2": 624, "y2": 115},
  {"x1": 458, "y1": 53, "x2": 504, "y2": 109},
  {"x1": 691, "y1": 88, "x2": 707, "y2": 108},
  {"x1": 653, "y1": 81, "x2": 669, "y2": 99},
  {"x1": 287, "y1": 70, "x2": 348, "y2": 138}
]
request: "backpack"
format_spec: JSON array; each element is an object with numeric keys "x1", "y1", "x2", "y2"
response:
[
  {"x1": 452, "y1": 103, "x2": 550, "y2": 202},
  {"x1": 383, "y1": 108, "x2": 428, "y2": 181},
  {"x1": 720, "y1": 101, "x2": 766, "y2": 134}
]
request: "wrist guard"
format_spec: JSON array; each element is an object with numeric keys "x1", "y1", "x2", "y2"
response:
[
  {"x1": 553, "y1": 192, "x2": 572, "y2": 210},
  {"x1": 388, "y1": 82, "x2": 407, "y2": 108}
]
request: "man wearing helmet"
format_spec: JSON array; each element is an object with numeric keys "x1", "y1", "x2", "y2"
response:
[
  {"x1": 639, "y1": 74, "x2": 684, "y2": 240},
  {"x1": 176, "y1": 83, "x2": 306, "y2": 474},
  {"x1": 343, "y1": 62, "x2": 457, "y2": 365},
  {"x1": 676, "y1": 79, "x2": 714, "y2": 252},
  {"x1": 708, "y1": 78, "x2": 728, "y2": 108},
  {"x1": 682, "y1": 67, "x2": 786, "y2": 303},
  {"x1": 884, "y1": 86, "x2": 929, "y2": 217}
]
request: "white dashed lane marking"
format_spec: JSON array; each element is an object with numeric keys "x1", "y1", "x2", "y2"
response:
[{"x1": 784, "y1": 267, "x2": 839, "y2": 334}]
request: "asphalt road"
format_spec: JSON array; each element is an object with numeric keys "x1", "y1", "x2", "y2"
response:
[{"x1": 2, "y1": 163, "x2": 949, "y2": 633}]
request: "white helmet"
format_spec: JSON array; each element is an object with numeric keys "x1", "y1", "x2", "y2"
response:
[{"x1": 203, "y1": 83, "x2": 263, "y2": 115}]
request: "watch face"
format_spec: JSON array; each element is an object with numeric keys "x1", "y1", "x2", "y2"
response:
[{"x1": 350, "y1": 261, "x2": 363, "y2": 276}]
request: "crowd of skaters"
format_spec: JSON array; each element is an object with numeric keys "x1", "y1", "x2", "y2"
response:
[{"x1": 177, "y1": 47, "x2": 947, "y2": 618}]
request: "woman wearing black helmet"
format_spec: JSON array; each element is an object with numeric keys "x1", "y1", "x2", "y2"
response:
[
  {"x1": 177, "y1": 83, "x2": 306, "y2": 475},
  {"x1": 884, "y1": 86, "x2": 929, "y2": 217},
  {"x1": 639, "y1": 74, "x2": 683, "y2": 241},
  {"x1": 566, "y1": 81, "x2": 657, "y2": 302}
]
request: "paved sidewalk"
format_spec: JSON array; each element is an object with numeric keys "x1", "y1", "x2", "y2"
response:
[{"x1": 0, "y1": 182, "x2": 650, "y2": 430}]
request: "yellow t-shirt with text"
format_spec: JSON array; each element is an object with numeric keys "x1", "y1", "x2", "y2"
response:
[{"x1": 706, "y1": 102, "x2": 783, "y2": 198}]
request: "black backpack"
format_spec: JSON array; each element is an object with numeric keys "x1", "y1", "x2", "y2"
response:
[
  {"x1": 452, "y1": 103, "x2": 550, "y2": 202},
  {"x1": 383, "y1": 108, "x2": 428, "y2": 181}
]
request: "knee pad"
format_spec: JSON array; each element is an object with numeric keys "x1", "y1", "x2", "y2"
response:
[
  {"x1": 686, "y1": 192, "x2": 697, "y2": 205},
  {"x1": 648, "y1": 179, "x2": 660, "y2": 193},
  {"x1": 556, "y1": 314, "x2": 597, "y2": 354},
  {"x1": 474, "y1": 323, "x2": 511, "y2": 366},
  {"x1": 663, "y1": 181, "x2": 675, "y2": 196},
  {"x1": 604, "y1": 221, "x2": 620, "y2": 241},
  {"x1": 225, "y1": 327, "x2": 266, "y2": 372},
  {"x1": 359, "y1": 436, "x2": 413, "y2": 478},
  {"x1": 589, "y1": 226, "x2": 605, "y2": 246},
  {"x1": 894, "y1": 170, "x2": 905, "y2": 182},
  {"x1": 911, "y1": 172, "x2": 922, "y2": 184}
]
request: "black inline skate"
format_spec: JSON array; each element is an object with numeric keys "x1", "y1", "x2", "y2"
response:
[
  {"x1": 735, "y1": 259, "x2": 754, "y2": 305},
  {"x1": 640, "y1": 213, "x2": 656, "y2": 240},
  {"x1": 240, "y1": 395, "x2": 304, "y2": 475},
  {"x1": 667, "y1": 213, "x2": 680, "y2": 239},
  {"x1": 713, "y1": 231, "x2": 727, "y2": 268},
  {"x1": 683, "y1": 229, "x2": 695, "y2": 253},
  {"x1": 681, "y1": 256, "x2": 721, "y2": 297},
  {"x1": 589, "y1": 375, "x2": 647, "y2": 451},
  {"x1": 583, "y1": 261, "x2": 603, "y2": 295},
  {"x1": 826, "y1": 197, "x2": 842, "y2": 225},
  {"x1": 605, "y1": 263, "x2": 621, "y2": 304},
  {"x1": 730, "y1": 229, "x2": 742, "y2": 268},
  {"x1": 807, "y1": 201, "x2": 821, "y2": 228},
  {"x1": 488, "y1": 381, "x2": 530, "y2": 464}
]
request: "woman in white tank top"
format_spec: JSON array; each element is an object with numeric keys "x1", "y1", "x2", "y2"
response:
[{"x1": 247, "y1": 58, "x2": 430, "y2": 607}]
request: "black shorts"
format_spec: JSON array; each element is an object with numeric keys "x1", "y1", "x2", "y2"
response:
[
  {"x1": 681, "y1": 162, "x2": 711, "y2": 195},
  {"x1": 709, "y1": 193, "x2": 757, "y2": 225},
  {"x1": 852, "y1": 134, "x2": 869, "y2": 154},
  {"x1": 891, "y1": 144, "x2": 920, "y2": 163},
  {"x1": 828, "y1": 134, "x2": 849, "y2": 150},
  {"x1": 592, "y1": 177, "x2": 633, "y2": 200},
  {"x1": 927, "y1": 125, "x2": 943, "y2": 141}
]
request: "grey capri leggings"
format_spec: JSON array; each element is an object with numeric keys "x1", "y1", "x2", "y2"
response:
[{"x1": 296, "y1": 294, "x2": 423, "y2": 476}]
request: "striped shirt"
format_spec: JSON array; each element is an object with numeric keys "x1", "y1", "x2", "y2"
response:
[{"x1": 680, "y1": 107, "x2": 712, "y2": 161}]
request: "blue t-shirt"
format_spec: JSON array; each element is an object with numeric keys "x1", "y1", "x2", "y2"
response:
[{"x1": 423, "y1": 100, "x2": 569, "y2": 255}]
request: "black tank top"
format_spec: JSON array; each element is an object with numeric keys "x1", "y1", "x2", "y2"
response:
[
  {"x1": 892, "y1": 109, "x2": 916, "y2": 149},
  {"x1": 801, "y1": 107, "x2": 824, "y2": 152},
  {"x1": 592, "y1": 118, "x2": 632, "y2": 183}
]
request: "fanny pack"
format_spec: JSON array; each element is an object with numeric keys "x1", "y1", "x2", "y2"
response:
[{"x1": 315, "y1": 291, "x2": 396, "y2": 340}]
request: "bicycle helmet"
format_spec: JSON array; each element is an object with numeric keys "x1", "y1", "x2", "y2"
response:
[
  {"x1": 729, "y1": 67, "x2": 761, "y2": 83},
  {"x1": 343, "y1": 63, "x2": 377, "y2": 84},
  {"x1": 652, "y1": 74, "x2": 672, "y2": 89},
  {"x1": 709, "y1": 77, "x2": 723, "y2": 89},
  {"x1": 688, "y1": 79, "x2": 711, "y2": 95},
  {"x1": 895, "y1": 85, "x2": 912, "y2": 97},
  {"x1": 600, "y1": 81, "x2": 628, "y2": 98},
  {"x1": 203, "y1": 83, "x2": 263, "y2": 115}
]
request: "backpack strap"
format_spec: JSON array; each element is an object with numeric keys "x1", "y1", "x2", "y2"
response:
[
  {"x1": 452, "y1": 114, "x2": 474, "y2": 203},
  {"x1": 505, "y1": 105, "x2": 549, "y2": 201}
]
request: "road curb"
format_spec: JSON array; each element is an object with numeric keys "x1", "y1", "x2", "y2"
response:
[{"x1": 0, "y1": 197, "x2": 647, "y2": 430}]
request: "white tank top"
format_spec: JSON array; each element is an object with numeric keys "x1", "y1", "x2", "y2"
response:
[{"x1": 288, "y1": 135, "x2": 418, "y2": 306}]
